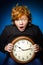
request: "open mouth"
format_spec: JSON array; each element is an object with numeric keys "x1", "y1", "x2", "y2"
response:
[
  {"x1": 19, "y1": 27, "x2": 24, "y2": 29},
  {"x1": 18, "y1": 26, "x2": 25, "y2": 31},
  {"x1": 20, "y1": 27, "x2": 24, "y2": 28}
]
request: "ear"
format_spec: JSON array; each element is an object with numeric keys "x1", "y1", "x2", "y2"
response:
[{"x1": 28, "y1": 20, "x2": 32, "y2": 26}]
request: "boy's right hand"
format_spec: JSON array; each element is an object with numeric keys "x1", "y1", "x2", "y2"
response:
[{"x1": 4, "y1": 43, "x2": 13, "y2": 52}]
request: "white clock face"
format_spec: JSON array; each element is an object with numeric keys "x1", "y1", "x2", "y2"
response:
[{"x1": 12, "y1": 39, "x2": 35, "y2": 62}]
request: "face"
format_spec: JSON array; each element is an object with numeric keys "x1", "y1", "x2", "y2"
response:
[{"x1": 14, "y1": 15, "x2": 28, "y2": 32}]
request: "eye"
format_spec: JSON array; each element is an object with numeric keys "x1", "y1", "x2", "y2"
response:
[
  {"x1": 22, "y1": 19, "x2": 26, "y2": 21},
  {"x1": 15, "y1": 20, "x2": 19, "y2": 22}
]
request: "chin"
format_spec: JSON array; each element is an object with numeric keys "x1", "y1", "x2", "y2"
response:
[
  {"x1": 18, "y1": 27, "x2": 26, "y2": 32},
  {"x1": 19, "y1": 29, "x2": 25, "y2": 32},
  {"x1": 19, "y1": 30, "x2": 24, "y2": 32}
]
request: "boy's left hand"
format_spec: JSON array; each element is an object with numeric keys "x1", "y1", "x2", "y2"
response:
[{"x1": 33, "y1": 44, "x2": 40, "y2": 52}]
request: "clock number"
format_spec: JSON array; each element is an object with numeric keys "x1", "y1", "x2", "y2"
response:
[
  {"x1": 18, "y1": 42, "x2": 20, "y2": 45},
  {"x1": 15, "y1": 53, "x2": 17, "y2": 56},
  {"x1": 22, "y1": 40, "x2": 25, "y2": 43},
  {"x1": 27, "y1": 56, "x2": 28, "y2": 59},
  {"x1": 22, "y1": 57, "x2": 24, "y2": 60},
  {"x1": 18, "y1": 56, "x2": 20, "y2": 59},
  {"x1": 14, "y1": 45, "x2": 17, "y2": 48},
  {"x1": 29, "y1": 53, "x2": 31, "y2": 55},
  {"x1": 27, "y1": 41, "x2": 28, "y2": 44}
]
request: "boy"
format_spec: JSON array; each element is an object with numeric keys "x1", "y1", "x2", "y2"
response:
[{"x1": 0, "y1": 5, "x2": 43, "y2": 65}]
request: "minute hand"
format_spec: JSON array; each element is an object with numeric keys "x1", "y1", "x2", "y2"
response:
[{"x1": 16, "y1": 45, "x2": 32, "y2": 51}]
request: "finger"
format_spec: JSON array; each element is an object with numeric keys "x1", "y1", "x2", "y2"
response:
[
  {"x1": 8, "y1": 45, "x2": 13, "y2": 48},
  {"x1": 8, "y1": 49, "x2": 12, "y2": 52},
  {"x1": 34, "y1": 48, "x2": 39, "y2": 52},
  {"x1": 8, "y1": 45, "x2": 14, "y2": 48},
  {"x1": 8, "y1": 45, "x2": 13, "y2": 49},
  {"x1": 8, "y1": 44, "x2": 13, "y2": 46},
  {"x1": 34, "y1": 47, "x2": 39, "y2": 50},
  {"x1": 8, "y1": 48, "x2": 13, "y2": 52},
  {"x1": 34, "y1": 49, "x2": 39, "y2": 52},
  {"x1": 33, "y1": 44, "x2": 39, "y2": 49}
]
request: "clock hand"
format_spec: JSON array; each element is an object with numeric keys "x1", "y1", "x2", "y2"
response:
[
  {"x1": 22, "y1": 48, "x2": 32, "y2": 51},
  {"x1": 15, "y1": 45, "x2": 23, "y2": 50},
  {"x1": 15, "y1": 45, "x2": 32, "y2": 51}
]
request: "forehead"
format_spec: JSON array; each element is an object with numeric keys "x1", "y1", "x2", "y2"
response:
[{"x1": 19, "y1": 15, "x2": 28, "y2": 20}]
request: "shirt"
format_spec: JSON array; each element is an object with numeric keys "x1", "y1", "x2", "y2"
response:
[{"x1": 0, "y1": 24, "x2": 43, "y2": 61}]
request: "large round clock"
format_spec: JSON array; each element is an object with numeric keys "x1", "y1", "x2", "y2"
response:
[{"x1": 10, "y1": 36, "x2": 36, "y2": 64}]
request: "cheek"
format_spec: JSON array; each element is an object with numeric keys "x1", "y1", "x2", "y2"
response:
[
  {"x1": 16, "y1": 24, "x2": 19, "y2": 27},
  {"x1": 24, "y1": 21, "x2": 28, "y2": 26},
  {"x1": 15, "y1": 21, "x2": 19, "y2": 26}
]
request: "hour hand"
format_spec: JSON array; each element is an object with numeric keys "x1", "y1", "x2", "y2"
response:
[
  {"x1": 15, "y1": 45, "x2": 23, "y2": 50},
  {"x1": 14, "y1": 45, "x2": 24, "y2": 51}
]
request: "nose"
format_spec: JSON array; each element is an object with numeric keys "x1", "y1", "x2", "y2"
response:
[{"x1": 19, "y1": 20, "x2": 23, "y2": 25}]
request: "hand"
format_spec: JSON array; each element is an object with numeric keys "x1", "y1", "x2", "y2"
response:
[
  {"x1": 4, "y1": 43, "x2": 13, "y2": 52},
  {"x1": 33, "y1": 44, "x2": 40, "y2": 52}
]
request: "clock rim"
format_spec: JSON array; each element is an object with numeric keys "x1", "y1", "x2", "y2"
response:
[{"x1": 10, "y1": 36, "x2": 36, "y2": 64}]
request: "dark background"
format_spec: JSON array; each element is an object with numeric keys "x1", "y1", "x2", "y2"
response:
[{"x1": 0, "y1": 0, "x2": 43, "y2": 65}]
